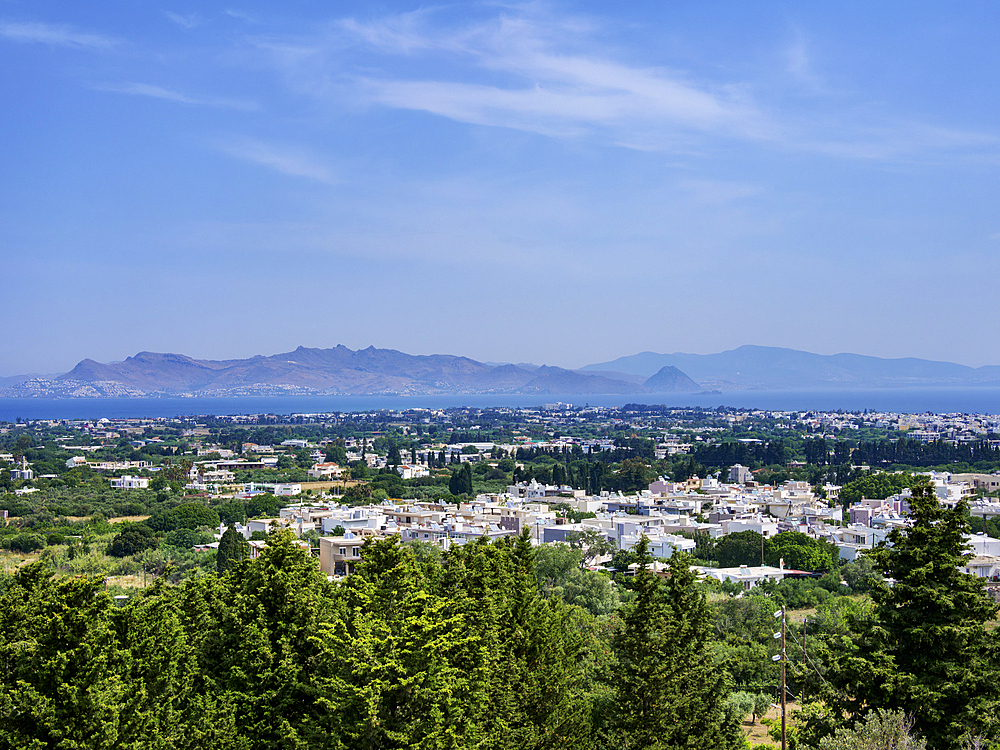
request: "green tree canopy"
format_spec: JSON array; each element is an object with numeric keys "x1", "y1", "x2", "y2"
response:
[
  {"x1": 107, "y1": 524, "x2": 158, "y2": 558},
  {"x1": 765, "y1": 531, "x2": 837, "y2": 572},
  {"x1": 838, "y1": 472, "x2": 914, "y2": 507},
  {"x1": 612, "y1": 457, "x2": 652, "y2": 493},
  {"x1": 716, "y1": 530, "x2": 765, "y2": 568},
  {"x1": 245, "y1": 493, "x2": 284, "y2": 519},
  {"x1": 147, "y1": 503, "x2": 220, "y2": 532}
]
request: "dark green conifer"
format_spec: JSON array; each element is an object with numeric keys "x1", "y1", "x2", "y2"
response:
[
  {"x1": 605, "y1": 537, "x2": 743, "y2": 750},
  {"x1": 215, "y1": 525, "x2": 248, "y2": 574},
  {"x1": 823, "y1": 482, "x2": 1000, "y2": 749}
]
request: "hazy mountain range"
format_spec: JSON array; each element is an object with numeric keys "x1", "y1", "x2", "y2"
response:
[
  {"x1": 2, "y1": 344, "x2": 999, "y2": 398},
  {"x1": 1, "y1": 346, "x2": 664, "y2": 397},
  {"x1": 581, "y1": 345, "x2": 1000, "y2": 389}
]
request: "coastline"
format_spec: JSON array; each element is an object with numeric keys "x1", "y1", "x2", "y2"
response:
[{"x1": 5, "y1": 386, "x2": 1000, "y2": 421}]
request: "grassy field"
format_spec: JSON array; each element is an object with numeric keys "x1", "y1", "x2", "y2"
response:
[{"x1": 744, "y1": 700, "x2": 800, "y2": 747}]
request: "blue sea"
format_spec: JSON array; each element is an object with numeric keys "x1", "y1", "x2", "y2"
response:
[{"x1": 4, "y1": 387, "x2": 1000, "y2": 421}]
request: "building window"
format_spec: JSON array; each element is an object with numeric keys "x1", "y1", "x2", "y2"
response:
[
  {"x1": 352, "y1": 547, "x2": 360, "y2": 557},
  {"x1": 339, "y1": 547, "x2": 346, "y2": 556}
]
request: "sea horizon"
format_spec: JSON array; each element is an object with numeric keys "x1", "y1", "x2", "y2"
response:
[{"x1": 5, "y1": 386, "x2": 1000, "y2": 421}]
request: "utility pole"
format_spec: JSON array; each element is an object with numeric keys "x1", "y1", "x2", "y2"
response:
[
  {"x1": 781, "y1": 614, "x2": 787, "y2": 750},
  {"x1": 773, "y1": 607, "x2": 787, "y2": 750},
  {"x1": 801, "y1": 617, "x2": 808, "y2": 704}
]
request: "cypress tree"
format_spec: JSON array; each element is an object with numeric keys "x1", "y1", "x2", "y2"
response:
[
  {"x1": 449, "y1": 463, "x2": 474, "y2": 496},
  {"x1": 605, "y1": 537, "x2": 742, "y2": 750},
  {"x1": 461, "y1": 462, "x2": 473, "y2": 495},
  {"x1": 216, "y1": 525, "x2": 248, "y2": 574}
]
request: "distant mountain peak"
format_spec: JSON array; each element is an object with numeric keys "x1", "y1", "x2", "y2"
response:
[{"x1": 643, "y1": 365, "x2": 700, "y2": 392}]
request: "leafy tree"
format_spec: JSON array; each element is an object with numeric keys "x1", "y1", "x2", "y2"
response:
[
  {"x1": 818, "y1": 709, "x2": 926, "y2": 750},
  {"x1": 147, "y1": 503, "x2": 220, "y2": 532},
  {"x1": 565, "y1": 528, "x2": 617, "y2": 567},
  {"x1": 163, "y1": 527, "x2": 211, "y2": 548},
  {"x1": 838, "y1": 472, "x2": 914, "y2": 507},
  {"x1": 752, "y1": 692, "x2": 772, "y2": 725},
  {"x1": 107, "y1": 524, "x2": 158, "y2": 557},
  {"x1": 726, "y1": 690, "x2": 755, "y2": 726},
  {"x1": 840, "y1": 554, "x2": 881, "y2": 594},
  {"x1": 534, "y1": 543, "x2": 620, "y2": 616},
  {"x1": 716, "y1": 530, "x2": 765, "y2": 568},
  {"x1": 4, "y1": 532, "x2": 45, "y2": 553},
  {"x1": 324, "y1": 443, "x2": 347, "y2": 465},
  {"x1": 370, "y1": 470, "x2": 404, "y2": 498},
  {"x1": 711, "y1": 594, "x2": 781, "y2": 691},
  {"x1": 214, "y1": 500, "x2": 246, "y2": 525},
  {"x1": 245, "y1": 493, "x2": 284, "y2": 519},
  {"x1": 765, "y1": 531, "x2": 836, "y2": 572},
  {"x1": 820, "y1": 482, "x2": 1000, "y2": 749},
  {"x1": 613, "y1": 457, "x2": 652, "y2": 493},
  {"x1": 342, "y1": 483, "x2": 372, "y2": 506},
  {"x1": 610, "y1": 546, "x2": 638, "y2": 573}
]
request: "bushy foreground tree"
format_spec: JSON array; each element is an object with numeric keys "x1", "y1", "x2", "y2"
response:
[
  {"x1": 818, "y1": 709, "x2": 926, "y2": 750},
  {"x1": 817, "y1": 482, "x2": 1000, "y2": 749}
]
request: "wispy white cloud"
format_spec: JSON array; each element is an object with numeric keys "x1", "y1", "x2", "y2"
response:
[
  {"x1": 0, "y1": 20, "x2": 118, "y2": 49},
  {"x1": 224, "y1": 9, "x2": 258, "y2": 24},
  {"x1": 258, "y1": 6, "x2": 998, "y2": 164},
  {"x1": 94, "y1": 81, "x2": 258, "y2": 110},
  {"x1": 794, "y1": 119, "x2": 999, "y2": 162},
  {"x1": 164, "y1": 11, "x2": 200, "y2": 29},
  {"x1": 332, "y1": 13, "x2": 773, "y2": 148},
  {"x1": 785, "y1": 29, "x2": 821, "y2": 89},
  {"x1": 214, "y1": 137, "x2": 338, "y2": 184}
]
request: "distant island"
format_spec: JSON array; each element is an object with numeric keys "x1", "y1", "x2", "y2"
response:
[
  {"x1": 0, "y1": 346, "x2": 692, "y2": 398},
  {"x1": 3, "y1": 343, "x2": 1000, "y2": 398}
]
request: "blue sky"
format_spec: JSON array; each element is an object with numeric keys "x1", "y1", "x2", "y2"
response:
[{"x1": 3, "y1": 1, "x2": 1000, "y2": 374}]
